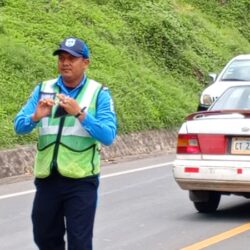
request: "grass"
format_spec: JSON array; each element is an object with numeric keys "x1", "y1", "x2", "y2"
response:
[{"x1": 0, "y1": 0, "x2": 250, "y2": 148}]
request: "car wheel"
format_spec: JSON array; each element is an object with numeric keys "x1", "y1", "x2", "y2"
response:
[{"x1": 193, "y1": 191, "x2": 221, "y2": 213}]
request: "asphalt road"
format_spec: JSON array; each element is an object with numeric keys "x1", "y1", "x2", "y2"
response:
[{"x1": 1, "y1": 154, "x2": 250, "y2": 250}]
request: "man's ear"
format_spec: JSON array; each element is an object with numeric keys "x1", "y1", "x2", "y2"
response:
[{"x1": 83, "y1": 58, "x2": 90, "y2": 67}]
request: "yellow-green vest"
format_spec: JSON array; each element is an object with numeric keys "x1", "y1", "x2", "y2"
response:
[{"x1": 34, "y1": 78, "x2": 102, "y2": 179}]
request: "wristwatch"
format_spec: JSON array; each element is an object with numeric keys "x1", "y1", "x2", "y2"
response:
[{"x1": 75, "y1": 107, "x2": 86, "y2": 118}]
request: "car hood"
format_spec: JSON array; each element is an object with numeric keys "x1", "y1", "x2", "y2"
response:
[{"x1": 202, "y1": 80, "x2": 250, "y2": 99}]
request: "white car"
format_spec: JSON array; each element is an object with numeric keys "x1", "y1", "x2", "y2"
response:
[
  {"x1": 173, "y1": 85, "x2": 250, "y2": 213},
  {"x1": 198, "y1": 54, "x2": 250, "y2": 111}
]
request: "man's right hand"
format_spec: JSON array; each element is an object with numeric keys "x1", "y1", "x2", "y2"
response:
[{"x1": 32, "y1": 98, "x2": 55, "y2": 122}]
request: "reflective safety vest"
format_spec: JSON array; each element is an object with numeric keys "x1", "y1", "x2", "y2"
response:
[{"x1": 34, "y1": 78, "x2": 102, "y2": 179}]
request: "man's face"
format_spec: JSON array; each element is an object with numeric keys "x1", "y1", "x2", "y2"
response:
[{"x1": 57, "y1": 52, "x2": 89, "y2": 86}]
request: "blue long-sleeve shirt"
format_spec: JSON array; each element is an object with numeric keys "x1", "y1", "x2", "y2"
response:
[{"x1": 14, "y1": 75, "x2": 117, "y2": 145}]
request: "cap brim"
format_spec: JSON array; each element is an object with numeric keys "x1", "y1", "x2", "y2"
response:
[{"x1": 53, "y1": 48, "x2": 82, "y2": 57}]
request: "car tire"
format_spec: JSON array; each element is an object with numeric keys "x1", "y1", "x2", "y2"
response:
[{"x1": 193, "y1": 191, "x2": 221, "y2": 213}]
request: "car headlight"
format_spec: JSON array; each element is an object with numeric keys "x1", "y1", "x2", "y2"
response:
[{"x1": 202, "y1": 95, "x2": 213, "y2": 106}]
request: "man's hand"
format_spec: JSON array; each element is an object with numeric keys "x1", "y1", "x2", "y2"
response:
[
  {"x1": 56, "y1": 94, "x2": 82, "y2": 117},
  {"x1": 32, "y1": 98, "x2": 55, "y2": 122}
]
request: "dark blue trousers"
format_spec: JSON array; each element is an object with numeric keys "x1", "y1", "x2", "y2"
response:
[{"x1": 32, "y1": 170, "x2": 99, "y2": 250}]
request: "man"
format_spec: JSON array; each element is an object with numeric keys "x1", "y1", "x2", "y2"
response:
[{"x1": 14, "y1": 37, "x2": 117, "y2": 250}]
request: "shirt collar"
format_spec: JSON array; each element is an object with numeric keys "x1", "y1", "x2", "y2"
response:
[{"x1": 56, "y1": 74, "x2": 87, "y2": 94}]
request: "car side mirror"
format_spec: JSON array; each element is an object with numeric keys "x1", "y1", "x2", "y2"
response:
[{"x1": 208, "y1": 73, "x2": 217, "y2": 83}]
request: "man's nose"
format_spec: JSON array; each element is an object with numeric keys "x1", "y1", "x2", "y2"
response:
[{"x1": 62, "y1": 59, "x2": 70, "y2": 65}]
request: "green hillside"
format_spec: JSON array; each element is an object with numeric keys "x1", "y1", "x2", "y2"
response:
[{"x1": 0, "y1": 0, "x2": 249, "y2": 148}]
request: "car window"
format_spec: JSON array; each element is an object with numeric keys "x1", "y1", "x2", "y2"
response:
[
  {"x1": 210, "y1": 86, "x2": 250, "y2": 110},
  {"x1": 221, "y1": 59, "x2": 250, "y2": 81}
]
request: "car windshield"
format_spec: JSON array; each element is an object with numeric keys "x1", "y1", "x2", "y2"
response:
[
  {"x1": 221, "y1": 59, "x2": 250, "y2": 81},
  {"x1": 210, "y1": 86, "x2": 250, "y2": 110}
]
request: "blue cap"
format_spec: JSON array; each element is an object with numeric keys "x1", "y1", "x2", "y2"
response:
[{"x1": 53, "y1": 37, "x2": 89, "y2": 58}]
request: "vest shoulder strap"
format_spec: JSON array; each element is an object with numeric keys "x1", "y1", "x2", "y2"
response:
[
  {"x1": 78, "y1": 79, "x2": 102, "y2": 109},
  {"x1": 41, "y1": 78, "x2": 58, "y2": 93}
]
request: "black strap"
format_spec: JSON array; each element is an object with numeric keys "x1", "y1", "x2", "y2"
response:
[{"x1": 50, "y1": 116, "x2": 66, "y2": 170}]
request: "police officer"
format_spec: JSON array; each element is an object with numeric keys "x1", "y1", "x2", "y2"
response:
[{"x1": 14, "y1": 37, "x2": 117, "y2": 250}]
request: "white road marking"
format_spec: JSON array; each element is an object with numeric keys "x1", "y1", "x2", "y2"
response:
[
  {"x1": 0, "y1": 190, "x2": 35, "y2": 200},
  {"x1": 101, "y1": 162, "x2": 173, "y2": 178},
  {"x1": 0, "y1": 161, "x2": 173, "y2": 200}
]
